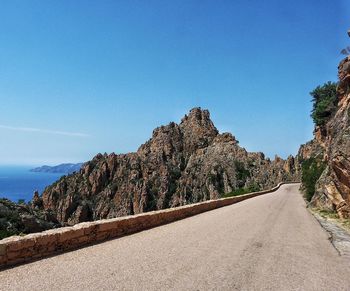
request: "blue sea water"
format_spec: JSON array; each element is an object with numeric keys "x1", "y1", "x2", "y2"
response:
[{"x1": 0, "y1": 166, "x2": 63, "y2": 203}]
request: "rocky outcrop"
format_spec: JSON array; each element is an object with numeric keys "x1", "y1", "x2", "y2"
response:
[
  {"x1": 299, "y1": 55, "x2": 350, "y2": 218},
  {"x1": 39, "y1": 108, "x2": 299, "y2": 226}
]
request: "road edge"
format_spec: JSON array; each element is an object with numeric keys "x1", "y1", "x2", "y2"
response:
[
  {"x1": 0, "y1": 182, "x2": 298, "y2": 269},
  {"x1": 309, "y1": 210, "x2": 350, "y2": 257}
]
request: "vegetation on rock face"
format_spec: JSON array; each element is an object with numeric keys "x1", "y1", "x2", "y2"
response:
[
  {"x1": 310, "y1": 82, "x2": 338, "y2": 126},
  {"x1": 301, "y1": 158, "x2": 326, "y2": 201},
  {"x1": 0, "y1": 199, "x2": 22, "y2": 239},
  {"x1": 0, "y1": 198, "x2": 59, "y2": 240},
  {"x1": 234, "y1": 161, "x2": 250, "y2": 187}
]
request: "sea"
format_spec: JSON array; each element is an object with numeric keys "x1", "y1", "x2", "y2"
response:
[{"x1": 0, "y1": 166, "x2": 63, "y2": 203}]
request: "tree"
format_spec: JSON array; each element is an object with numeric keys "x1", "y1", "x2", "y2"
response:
[
  {"x1": 301, "y1": 158, "x2": 326, "y2": 202},
  {"x1": 310, "y1": 82, "x2": 338, "y2": 126}
]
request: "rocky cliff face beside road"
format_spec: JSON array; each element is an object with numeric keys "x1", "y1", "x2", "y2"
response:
[
  {"x1": 298, "y1": 56, "x2": 350, "y2": 218},
  {"x1": 39, "y1": 108, "x2": 299, "y2": 226}
]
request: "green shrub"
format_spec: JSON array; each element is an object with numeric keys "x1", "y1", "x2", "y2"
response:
[
  {"x1": 246, "y1": 183, "x2": 260, "y2": 193},
  {"x1": 0, "y1": 229, "x2": 17, "y2": 240},
  {"x1": 146, "y1": 185, "x2": 158, "y2": 211},
  {"x1": 221, "y1": 183, "x2": 260, "y2": 198},
  {"x1": 221, "y1": 189, "x2": 246, "y2": 198},
  {"x1": 301, "y1": 158, "x2": 326, "y2": 201},
  {"x1": 17, "y1": 199, "x2": 25, "y2": 205},
  {"x1": 234, "y1": 161, "x2": 250, "y2": 187},
  {"x1": 310, "y1": 82, "x2": 338, "y2": 126}
]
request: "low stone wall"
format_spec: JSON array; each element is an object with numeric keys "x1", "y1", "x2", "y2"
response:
[{"x1": 0, "y1": 183, "x2": 285, "y2": 268}]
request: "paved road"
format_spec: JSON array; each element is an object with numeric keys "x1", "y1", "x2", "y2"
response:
[{"x1": 1, "y1": 184, "x2": 349, "y2": 291}]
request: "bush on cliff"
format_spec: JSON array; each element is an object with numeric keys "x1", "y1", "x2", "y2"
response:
[
  {"x1": 310, "y1": 81, "x2": 338, "y2": 126},
  {"x1": 0, "y1": 198, "x2": 59, "y2": 240},
  {"x1": 0, "y1": 199, "x2": 24, "y2": 239},
  {"x1": 301, "y1": 158, "x2": 326, "y2": 201},
  {"x1": 234, "y1": 161, "x2": 250, "y2": 188}
]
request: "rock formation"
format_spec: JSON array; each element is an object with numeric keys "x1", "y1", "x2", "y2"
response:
[
  {"x1": 298, "y1": 54, "x2": 350, "y2": 218},
  {"x1": 38, "y1": 108, "x2": 299, "y2": 226}
]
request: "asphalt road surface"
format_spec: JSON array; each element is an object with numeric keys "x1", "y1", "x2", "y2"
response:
[{"x1": 1, "y1": 184, "x2": 349, "y2": 291}]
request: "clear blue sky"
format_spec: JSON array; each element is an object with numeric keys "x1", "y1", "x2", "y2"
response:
[{"x1": 0, "y1": 0, "x2": 349, "y2": 165}]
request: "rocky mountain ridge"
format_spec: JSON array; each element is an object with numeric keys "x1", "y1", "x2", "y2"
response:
[{"x1": 36, "y1": 108, "x2": 299, "y2": 226}]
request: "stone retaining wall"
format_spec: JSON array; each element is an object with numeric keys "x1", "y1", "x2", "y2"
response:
[{"x1": 0, "y1": 183, "x2": 286, "y2": 268}]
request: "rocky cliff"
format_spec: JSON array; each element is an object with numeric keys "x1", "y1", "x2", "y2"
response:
[
  {"x1": 38, "y1": 108, "x2": 299, "y2": 226},
  {"x1": 298, "y1": 56, "x2": 350, "y2": 218}
]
